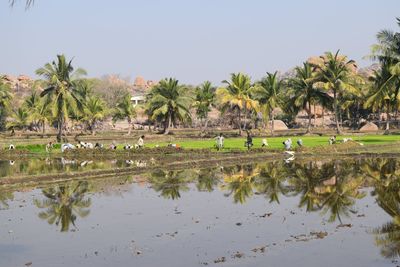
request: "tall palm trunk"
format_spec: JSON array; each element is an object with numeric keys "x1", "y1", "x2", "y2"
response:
[
  {"x1": 333, "y1": 90, "x2": 341, "y2": 134},
  {"x1": 270, "y1": 112, "x2": 275, "y2": 136},
  {"x1": 243, "y1": 105, "x2": 247, "y2": 131},
  {"x1": 57, "y1": 117, "x2": 63, "y2": 143},
  {"x1": 385, "y1": 100, "x2": 390, "y2": 133},
  {"x1": 238, "y1": 108, "x2": 242, "y2": 135},
  {"x1": 306, "y1": 101, "x2": 312, "y2": 134},
  {"x1": 164, "y1": 111, "x2": 172, "y2": 135},
  {"x1": 127, "y1": 117, "x2": 133, "y2": 135},
  {"x1": 42, "y1": 120, "x2": 45, "y2": 134},
  {"x1": 321, "y1": 108, "x2": 325, "y2": 128}
]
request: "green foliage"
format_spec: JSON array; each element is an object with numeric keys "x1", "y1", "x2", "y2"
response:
[
  {"x1": 36, "y1": 54, "x2": 86, "y2": 141},
  {"x1": 146, "y1": 78, "x2": 192, "y2": 134}
]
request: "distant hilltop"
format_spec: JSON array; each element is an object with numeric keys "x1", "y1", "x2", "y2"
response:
[{"x1": 133, "y1": 76, "x2": 158, "y2": 90}]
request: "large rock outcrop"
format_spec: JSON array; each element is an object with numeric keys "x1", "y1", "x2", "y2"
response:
[
  {"x1": 359, "y1": 122, "x2": 379, "y2": 132},
  {"x1": 270, "y1": 120, "x2": 288, "y2": 130}
]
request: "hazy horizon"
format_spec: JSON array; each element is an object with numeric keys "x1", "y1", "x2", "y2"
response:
[{"x1": 1, "y1": 0, "x2": 399, "y2": 85}]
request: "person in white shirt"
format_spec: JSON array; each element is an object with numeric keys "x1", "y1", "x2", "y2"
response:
[
  {"x1": 215, "y1": 133, "x2": 224, "y2": 151},
  {"x1": 137, "y1": 135, "x2": 145, "y2": 148}
]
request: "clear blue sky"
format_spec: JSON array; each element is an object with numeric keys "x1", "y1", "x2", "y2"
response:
[{"x1": 1, "y1": 0, "x2": 399, "y2": 85}]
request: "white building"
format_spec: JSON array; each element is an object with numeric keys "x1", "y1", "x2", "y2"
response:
[{"x1": 131, "y1": 95, "x2": 146, "y2": 106}]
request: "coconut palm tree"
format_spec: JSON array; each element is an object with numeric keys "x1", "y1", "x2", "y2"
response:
[
  {"x1": 83, "y1": 96, "x2": 108, "y2": 135},
  {"x1": 36, "y1": 54, "x2": 87, "y2": 142},
  {"x1": 311, "y1": 51, "x2": 361, "y2": 134},
  {"x1": 6, "y1": 107, "x2": 30, "y2": 132},
  {"x1": 0, "y1": 77, "x2": 12, "y2": 131},
  {"x1": 30, "y1": 99, "x2": 52, "y2": 133},
  {"x1": 217, "y1": 73, "x2": 259, "y2": 135},
  {"x1": 288, "y1": 63, "x2": 330, "y2": 133},
  {"x1": 194, "y1": 81, "x2": 215, "y2": 132},
  {"x1": 365, "y1": 62, "x2": 400, "y2": 132},
  {"x1": 146, "y1": 78, "x2": 192, "y2": 134},
  {"x1": 369, "y1": 18, "x2": 400, "y2": 65},
  {"x1": 34, "y1": 181, "x2": 91, "y2": 232},
  {"x1": 112, "y1": 94, "x2": 136, "y2": 135},
  {"x1": 251, "y1": 72, "x2": 282, "y2": 136}
]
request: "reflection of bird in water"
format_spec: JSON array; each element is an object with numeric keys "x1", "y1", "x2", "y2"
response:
[
  {"x1": 135, "y1": 160, "x2": 147, "y2": 167},
  {"x1": 9, "y1": 160, "x2": 15, "y2": 165},
  {"x1": 284, "y1": 151, "x2": 295, "y2": 163},
  {"x1": 284, "y1": 151, "x2": 295, "y2": 156},
  {"x1": 80, "y1": 161, "x2": 93, "y2": 167},
  {"x1": 125, "y1": 160, "x2": 134, "y2": 165}
]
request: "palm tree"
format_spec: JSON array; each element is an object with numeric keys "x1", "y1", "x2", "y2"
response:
[
  {"x1": 369, "y1": 18, "x2": 400, "y2": 65},
  {"x1": 6, "y1": 107, "x2": 30, "y2": 132},
  {"x1": 0, "y1": 77, "x2": 12, "y2": 131},
  {"x1": 112, "y1": 94, "x2": 136, "y2": 135},
  {"x1": 311, "y1": 51, "x2": 361, "y2": 134},
  {"x1": 194, "y1": 81, "x2": 215, "y2": 132},
  {"x1": 217, "y1": 73, "x2": 259, "y2": 135},
  {"x1": 83, "y1": 96, "x2": 108, "y2": 135},
  {"x1": 36, "y1": 54, "x2": 87, "y2": 142},
  {"x1": 288, "y1": 63, "x2": 330, "y2": 133},
  {"x1": 146, "y1": 78, "x2": 192, "y2": 134},
  {"x1": 365, "y1": 62, "x2": 400, "y2": 132},
  {"x1": 30, "y1": 99, "x2": 52, "y2": 133},
  {"x1": 251, "y1": 72, "x2": 282, "y2": 136},
  {"x1": 34, "y1": 181, "x2": 91, "y2": 232}
]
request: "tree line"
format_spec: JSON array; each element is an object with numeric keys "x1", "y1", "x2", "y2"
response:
[{"x1": 1, "y1": 18, "x2": 400, "y2": 141}]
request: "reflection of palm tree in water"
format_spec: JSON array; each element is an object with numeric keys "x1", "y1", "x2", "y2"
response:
[
  {"x1": 148, "y1": 169, "x2": 196, "y2": 200},
  {"x1": 368, "y1": 158, "x2": 400, "y2": 258},
  {"x1": 318, "y1": 160, "x2": 365, "y2": 223},
  {"x1": 0, "y1": 189, "x2": 13, "y2": 209},
  {"x1": 290, "y1": 161, "x2": 335, "y2": 211},
  {"x1": 196, "y1": 168, "x2": 221, "y2": 192},
  {"x1": 222, "y1": 165, "x2": 258, "y2": 204},
  {"x1": 254, "y1": 162, "x2": 291, "y2": 204},
  {"x1": 34, "y1": 181, "x2": 91, "y2": 232}
]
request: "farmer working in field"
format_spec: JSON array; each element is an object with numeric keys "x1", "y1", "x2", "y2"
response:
[
  {"x1": 215, "y1": 133, "x2": 224, "y2": 151},
  {"x1": 245, "y1": 131, "x2": 253, "y2": 150},
  {"x1": 137, "y1": 135, "x2": 145, "y2": 148}
]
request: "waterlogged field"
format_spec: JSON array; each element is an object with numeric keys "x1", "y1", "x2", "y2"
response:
[{"x1": 1, "y1": 157, "x2": 400, "y2": 267}]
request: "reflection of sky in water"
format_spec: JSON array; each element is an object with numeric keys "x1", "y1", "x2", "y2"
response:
[{"x1": 0, "y1": 157, "x2": 399, "y2": 267}]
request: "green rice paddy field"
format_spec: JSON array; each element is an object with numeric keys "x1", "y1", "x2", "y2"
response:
[{"x1": 6, "y1": 134, "x2": 400, "y2": 153}]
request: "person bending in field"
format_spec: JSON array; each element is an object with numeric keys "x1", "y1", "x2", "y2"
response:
[
  {"x1": 297, "y1": 139, "x2": 303, "y2": 147},
  {"x1": 329, "y1": 135, "x2": 336, "y2": 145},
  {"x1": 45, "y1": 141, "x2": 53, "y2": 153},
  {"x1": 215, "y1": 133, "x2": 224, "y2": 151},
  {"x1": 136, "y1": 135, "x2": 145, "y2": 149},
  {"x1": 245, "y1": 131, "x2": 253, "y2": 150},
  {"x1": 261, "y1": 138, "x2": 268, "y2": 147}
]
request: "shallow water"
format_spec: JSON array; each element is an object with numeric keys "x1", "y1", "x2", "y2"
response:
[{"x1": 1, "y1": 157, "x2": 400, "y2": 267}]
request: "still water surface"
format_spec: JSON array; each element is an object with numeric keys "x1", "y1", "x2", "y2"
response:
[{"x1": 1, "y1": 157, "x2": 400, "y2": 267}]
